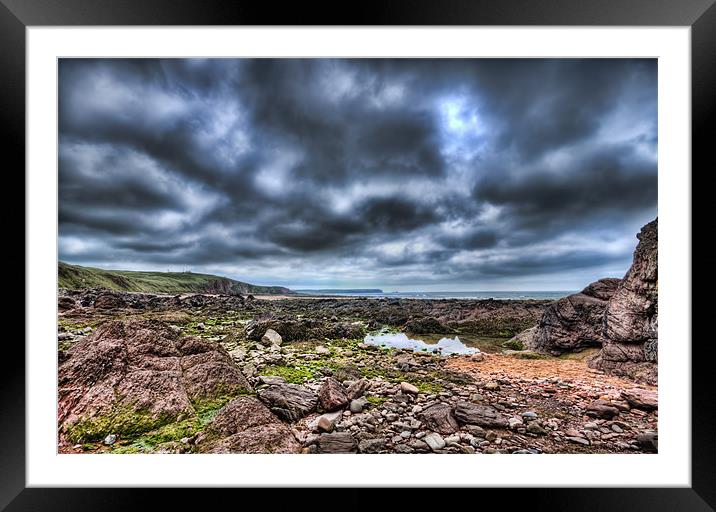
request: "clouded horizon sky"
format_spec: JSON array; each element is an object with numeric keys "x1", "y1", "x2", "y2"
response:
[{"x1": 58, "y1": 58, "x2": 657, "y2": 291}]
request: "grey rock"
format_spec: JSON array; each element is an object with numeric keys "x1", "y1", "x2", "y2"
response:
[
  {"x1": 261, "y1": 329, "x2": 282, "y2": 346},
  {"x1": 257, "y1": 382, "x2": 318, "y2": 421},
  {"x1": 358, "y1": 437, "x2": 386, "y2": 453},
  {"x1": 424, "y1": 433, "x2": 446, "y2": 451},
  {"x1": 349, "y1": 397, "x2": 369, "y2": 414}
]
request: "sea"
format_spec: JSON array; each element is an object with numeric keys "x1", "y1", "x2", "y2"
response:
[{"x1": 295, "y1": 290, "x2": 573, "y2": 300}]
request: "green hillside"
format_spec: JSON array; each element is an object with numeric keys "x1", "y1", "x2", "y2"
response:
[{"x1": 58, "y1": 262, "x2": 293, "y2": 295}]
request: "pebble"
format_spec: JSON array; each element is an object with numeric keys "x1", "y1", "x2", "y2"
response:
[
  {"x1": 103, "y1": 434, "x2": 117, "y2": 446},
  {"x1": 566, "y1": 436, "x2": 591, "y2": 446},
  {"x1": 400, "y1": 382, "x2": 419, "y2": 395},
  {"x1": 424, "y1": 433, "x2": 446, "y2": 451}
]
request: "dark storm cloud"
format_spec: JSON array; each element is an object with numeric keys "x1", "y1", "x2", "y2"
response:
[{"x1": 59, "y1": 58, "x2": 657, "y2": 289}]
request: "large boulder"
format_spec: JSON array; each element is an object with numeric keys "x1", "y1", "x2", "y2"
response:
[
  {"x1": 195, "y1": 396, "x2": 300, "y2": 453},
  {"x1": 58, "y1": 320, "x2": 251, "y2": 444},
  {"x1": 590, "y1": 219, "x2": 658, "y2": 384},
  {"x1": 518, "y1": 278, "x2": 621, "y2": 354}
]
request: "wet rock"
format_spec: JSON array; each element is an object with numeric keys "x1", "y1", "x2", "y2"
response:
[
  {"x1": 454, "y1": 402, "x2": 509, "y2": 428},
  {"x1": 319, "y1": 378, "x2": 349, "y2": 411},
  {"x1": 418, "y1": 403, "x2": 459, "y2": 435},
  {"x1": 621, "y1": 388, "x2": 658, "y2": 410},
  {"x1": 257, "y1": 382, "x2": 318, "y2": 421},
  {"x1": 318, "y1": 432, "x2": 357, "y2": 453}
]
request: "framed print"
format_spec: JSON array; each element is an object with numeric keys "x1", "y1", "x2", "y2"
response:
[{"x1": 6, "y1": 0, "x2": 712, "y2": 508}]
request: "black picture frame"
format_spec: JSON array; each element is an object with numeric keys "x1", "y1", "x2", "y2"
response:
[{"x1": 5, "y1": 0, "x2": 711, "y2": 508}]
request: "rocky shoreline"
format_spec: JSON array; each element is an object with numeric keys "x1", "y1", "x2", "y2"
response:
[{"x1": 57, "y1": 286, "x2": 657, "y2": 455}]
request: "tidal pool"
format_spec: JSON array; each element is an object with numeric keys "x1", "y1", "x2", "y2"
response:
[{"x1": 363, "y1": 331, "x2": 480, "y2": 356}]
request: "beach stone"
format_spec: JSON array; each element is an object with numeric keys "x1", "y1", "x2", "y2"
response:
[
  {"x1": 418, "y1": 403, "x2": 459, "y2": 435},
  {"x1": 349, "y1": 397, "x2": 369, "y2": 414},
  {"x1": 621, "y1": 389, "x2": 658, "y2": 410},
  {"x1": 424, "y1": 433, "x2": 446, "y2": 451},
  {"x1": 454, "y1": 402, "x2": 509, "y2": 428},
  {"x1": 103, "y1": 434, "x2": 116, "y2": 446},
  {"x1": 257, "y1": 382, "x2": 318, "y2": 421},
  {"x1": 400, "y1": 382, "x2": 419, "y2": 395},
  {"x1": 261, "y1": 329, "x2": 282, "y2": 346},
  {"x1": 586, "y1": 400, "x2": 620, "y2": 419},
  {"x1": 346, "y1": 378, "x2": 370, "y2": 399},
  {"x1": 319, "y1": 377, "x2": 349, "y2": 411},
  {"x1": 636, "y1": 432, "x2": 658, "y2": 452},
  {"x1": 527, "y1": 422, "x2": 547, "y2": 436},
  {"x1": 358, "y1": 438, "x2": 386, "y2": 453},
  {"x1": 318, "y1": 432, "x2": 357, "y2": 453},
  {"x1": 566, "y1": 436, "x2": 591, "y2": 446},
  {"x1": 315, "y1": 345, "x2": 330, "y2": 355}
]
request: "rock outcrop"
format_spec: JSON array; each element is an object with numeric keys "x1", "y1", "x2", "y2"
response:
[
  {"x1": 590, "y1": 219, "x2": 658, "y2": 384},
  {"x1": 518, "y1": 278, "x2": 622, "y2": 354},
  {"x1": 195, "y1": 396, "x2": 300, "y2": 453},
  {"x1": 58, "y1": 320, "x2": 252, "y2": 444},
  {"x1": 245, "y1": 313, "x2": 365, "y2": 342},
  {"x1": 509, "y1": 219, "x2": 658, "y2": 385}
]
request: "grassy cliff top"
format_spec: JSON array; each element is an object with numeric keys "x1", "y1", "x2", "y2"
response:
[{"x1": 58, "y1": 261, "x2": 293, "y2": 296}]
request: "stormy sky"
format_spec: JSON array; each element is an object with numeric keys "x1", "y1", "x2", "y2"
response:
[{"x1": 58, "y1": 59, "x2": 657, "y2": 291}]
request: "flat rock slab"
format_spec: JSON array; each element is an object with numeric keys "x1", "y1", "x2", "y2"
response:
[
  {"x1": 454, "y1": 401, "x2": 508, "y2": 428},
  {"x1": 257, "y1": 382, "x2": 318, "y2": 422},
  {"x1": 319, "y1": 377, "x2": 349, "y2": 411},
  {"x1": 621, "y1": 389, "x2": 658, "y2": 410},
  {"x1": 317, "y1": 432, "x2": 357, "y2": 453},
  {"x1": 418, "y1": 403, "x2": 459, "y2": 434},
  {"x1": 586, "y1": 400, "x2": 620, "y2": 419}
]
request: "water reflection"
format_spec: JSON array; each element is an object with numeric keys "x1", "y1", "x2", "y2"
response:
[{"x1": 363, "y1": 331, "x2": 480, "y2": 355}]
